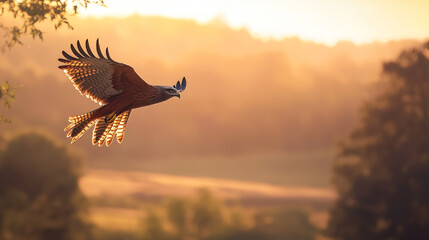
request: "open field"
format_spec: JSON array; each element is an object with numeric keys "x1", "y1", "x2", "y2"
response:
[
  {"x1": 81, "y1": 169, "x2": 334, "y2": 234},
  {"x1": 88, "y1": 149, "x2": 335, "y2": 188},
  {"x1": 81, "y1": 169, "x2": 336, "y2": 202}
]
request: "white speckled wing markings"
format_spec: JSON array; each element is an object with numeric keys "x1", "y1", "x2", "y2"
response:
[
  {"x1": 58, "y1": 39, "x2": 123, "y2": 105},
  {"x1": 91, "y1": 110, "x2": 131, "y2": 147}
]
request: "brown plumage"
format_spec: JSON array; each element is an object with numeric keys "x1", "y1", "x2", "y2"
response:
[{"x1": 59, "y1": 39, "x2": 187, "y2": 146}]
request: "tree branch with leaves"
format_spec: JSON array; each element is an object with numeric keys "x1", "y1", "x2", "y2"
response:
[
  {"x1": 0, "y1": 0, "x2": 107, "y2": 122},
  {"x1": 0, "y1": 81, "x2": 16, "y2": 123},
  {"x1": 0, "y1": 0, "x2": 106, "y2": 51}
]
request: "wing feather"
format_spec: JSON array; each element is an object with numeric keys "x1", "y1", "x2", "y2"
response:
[
  {"x1": 59, "y1": 39, "x2": 124, "y2": 104},
  {"x1": 96, "y1": 38, "x2": 106, "y2": 59},
  {"x1": 85, "y1": 39, "x2": 96, "y2": 58},
  {"x1": 59, "y1": 39, "x2": 153, "y2": 105},
  {"x1": 62, "y1": 50, "x2": 78, "y2": 61},
  {"x1": 106, "y1": 47, "x2": 113, "y2": 61},
  {"x1": 77, "y1": 40, "x2": 89, "y2": 57},
  {"x1": 70, "y1": 43, "x2": 84, "y2": 58}
]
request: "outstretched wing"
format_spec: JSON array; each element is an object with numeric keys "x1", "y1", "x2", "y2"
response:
[{"x1": 58, "y1": 39, "x2": 149, "y2": 105}]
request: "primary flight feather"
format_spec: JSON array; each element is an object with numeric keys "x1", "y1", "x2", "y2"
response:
[{"x1": 58, "y1": 39, "x2": 187, "y2": 146}]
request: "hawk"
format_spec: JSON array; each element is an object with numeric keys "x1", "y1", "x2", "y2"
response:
[{"x1": 58, "y1": 39, "x2": 187, "y2": 146}]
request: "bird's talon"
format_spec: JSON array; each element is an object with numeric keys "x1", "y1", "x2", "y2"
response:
[{"x1": 105, "y1": 112, "x2": 117, "y2": 123}]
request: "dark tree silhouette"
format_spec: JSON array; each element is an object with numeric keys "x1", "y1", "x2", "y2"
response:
[
  {"x1": 0, "y1": 0, "x2": 105, "y2": 50},
  {"x1": 328, "y1": 42, "x2": 429, "y2": 240},
  {"x1": 0, "y1": 132, "x2": 92, "y2": 240}
]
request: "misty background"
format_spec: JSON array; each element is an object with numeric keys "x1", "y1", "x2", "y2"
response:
[
  {"x1": 1, "y1": 2, "x2": 429, "y2": 239},
  {"x1": 0, "y1": 16, "x2": 418, "y2": 186}
]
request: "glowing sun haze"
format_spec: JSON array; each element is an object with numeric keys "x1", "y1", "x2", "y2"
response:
[{"x1": 80, "y1": 0, "x2": 429, "y2": 46}]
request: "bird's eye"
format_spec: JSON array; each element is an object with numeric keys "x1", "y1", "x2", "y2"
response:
[{"x1": 168, "y1": 89, "x2": 175, "y2": 93}]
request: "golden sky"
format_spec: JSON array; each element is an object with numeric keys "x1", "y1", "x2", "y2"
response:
[{"x1": 80, "y1": 0, "x2": 429, "y2": 45}]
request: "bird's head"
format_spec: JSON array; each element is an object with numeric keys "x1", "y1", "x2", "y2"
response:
[
  {"x1": 155, "y1": 77, "x2": 186, "y2": 102},
  {"x1": 160, "y1": 86, "x2": 181, "y2": 99}
]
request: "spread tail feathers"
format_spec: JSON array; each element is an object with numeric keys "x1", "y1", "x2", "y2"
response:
[
  {"x1": 65, "y1": 110, "x2": 97, "y2": 144},
  {"x1": 92, "y1": 110, "x2": 131, "y2": 146},
  {"x1": 65, "y1": 109, "x2": 131, "y2": 146}
]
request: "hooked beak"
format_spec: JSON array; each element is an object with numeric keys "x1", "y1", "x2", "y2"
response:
[{"x1": 176, "y1": 93, "x2": 181, "y2": 99}]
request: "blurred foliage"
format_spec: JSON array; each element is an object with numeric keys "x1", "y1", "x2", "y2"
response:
[
  {"x1": 329, "y1": 42, "x2": 429, "y2": 240},
  {"x1": 141, "y1": 207, "x2": 176, "y2": 240},
  {"x1": 140, "y1": 188, "x2": 317, "y2": 240},
  {"x1": 90, "y1": 193, "x2": 142, "y2": 209},
  {"x1": 0, "y1": 132, "x2": 92, "y2": 240},
  {"x1": 94, "y1": 229, "x2": 140, "y2": 240},
  {"x1": 0, "y1": 81, "x2": 16, "y2": 123},
  {"x1": 0, "y1": 0, "x2": 106, "y2": 51},
  {"x1": 251, "y1": 209, "x2": 318, "y2": 240},
  {"x1": 166, "y1": 197, "x2": 189, "y2": 237},
  {"x1": 192, "y1": 189, "x2": 224, "y2": 239}
]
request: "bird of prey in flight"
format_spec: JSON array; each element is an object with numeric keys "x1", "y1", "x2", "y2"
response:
[{"x1": 58, "y1": 39, "x2": 187, "y2": 146}]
